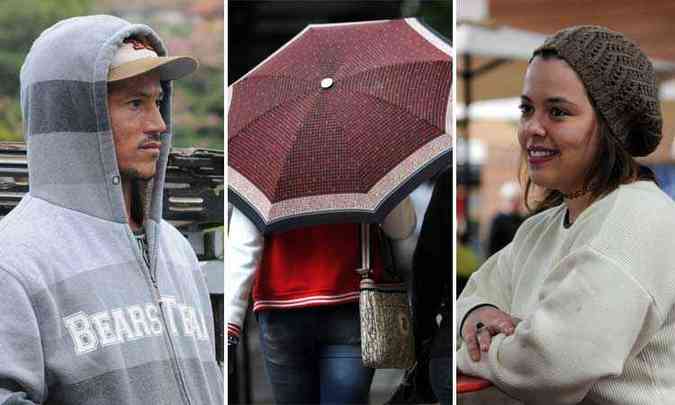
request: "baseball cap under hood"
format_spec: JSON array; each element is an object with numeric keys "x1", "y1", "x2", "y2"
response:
[{"x1": 20, "y1": 15, "x2": 174, "y2": 225}]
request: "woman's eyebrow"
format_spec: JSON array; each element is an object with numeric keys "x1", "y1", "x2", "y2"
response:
[
  {"x1": 545, "y1": 96, "x2": 574, "y2": 105},
  {"x1": 521, "y1": 95, "x2": 575, "y2": 106}
]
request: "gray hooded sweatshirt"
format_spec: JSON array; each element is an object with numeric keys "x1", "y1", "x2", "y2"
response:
[{"x1": 0, "y1": 15, "x2": 223, "y2": 404}]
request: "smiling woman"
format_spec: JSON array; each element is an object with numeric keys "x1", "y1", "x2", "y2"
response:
[
  {"x1": 517, "y1": 46, "x2": 658, "y2": 222},
  {"x1": 518, "y1": 55, "x2": 601, "y2": 210},
  {"x1": 457, "y1": 26, "x2": 675, "y2": 405}
]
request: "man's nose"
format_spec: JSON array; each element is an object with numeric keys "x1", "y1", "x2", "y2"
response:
[{"x1": 146, "y1": 105, "x2": 167, "y2": 137}]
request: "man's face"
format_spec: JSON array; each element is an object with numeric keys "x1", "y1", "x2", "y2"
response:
[{"x1": 108, "y1": 71, "x2": 166, "y2": 181}]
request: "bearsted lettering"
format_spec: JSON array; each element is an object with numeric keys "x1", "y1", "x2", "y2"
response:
[{"x1": 63, "y1": 296, "x2": 210, "y2": 355}]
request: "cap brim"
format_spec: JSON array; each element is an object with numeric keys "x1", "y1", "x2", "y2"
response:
[{"x1": 108, "y1": 56, "x2": 198, "y2": 82}]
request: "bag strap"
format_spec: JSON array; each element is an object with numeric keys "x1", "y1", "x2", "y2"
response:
[
  {"x1": 356, "y1": 223, "x2": 371, "y2": 279},
  {"x1": 356, "y1": 223, "x2": 402, "y2": 281}
]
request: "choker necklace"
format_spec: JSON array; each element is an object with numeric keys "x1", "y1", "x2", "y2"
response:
[{"x1": 562, "y1": 188, "x2": 588, "y2": 199}]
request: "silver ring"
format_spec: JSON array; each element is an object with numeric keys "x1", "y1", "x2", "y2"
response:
[{"x1": 475, "y1": 321, "x2": 486, "y2": 333}]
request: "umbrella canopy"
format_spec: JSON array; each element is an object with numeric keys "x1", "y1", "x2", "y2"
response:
[{"x1": 228, "y1": 18, "x2": 452, "y2": 233}]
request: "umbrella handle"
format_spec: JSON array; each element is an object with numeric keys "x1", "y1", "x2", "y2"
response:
[{"x1": 356, "y1": 223, "x2": 371, "y2": 278}]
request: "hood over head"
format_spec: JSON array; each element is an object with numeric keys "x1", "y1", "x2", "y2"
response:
[{"x1": 20, "y1": 14, "x2": 175, "y2": 225}]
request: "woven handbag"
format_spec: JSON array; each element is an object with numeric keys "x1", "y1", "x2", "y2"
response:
[{"x1": 358, "y1": 224, "x2": 415, "y2": 369}]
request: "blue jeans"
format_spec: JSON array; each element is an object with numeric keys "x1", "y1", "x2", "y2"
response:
[
  {"x1": 429, "y1": 315, "x2": 451, "y2": 405},
  {"x1": 429, "y1": 356, "x2": 450, "y2": 405},
  {"x1": 257, "y1": 303, "x2": 374, "y2": 404}
]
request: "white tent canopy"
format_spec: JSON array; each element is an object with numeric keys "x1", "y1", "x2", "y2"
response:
[
  {"x1": 456, "y1": 23, "x2": 546, "y2": 60},
  {"x1": 456, "y1": 23, "x2": 675, "y2": 73},
  {"x1": 457, "y1": 22, "x2": 675, "y2": 120},
  {"x1": 659, "y1": 80, "x2": 675, "y2": 101},
  {"x1": 456, "y1": 97, "x2": 520, "y2": 121}
]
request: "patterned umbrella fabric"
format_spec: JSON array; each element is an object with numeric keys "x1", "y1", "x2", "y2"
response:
[{"x1": 229, "y1": 18, "x2": 452, "y2": 233}]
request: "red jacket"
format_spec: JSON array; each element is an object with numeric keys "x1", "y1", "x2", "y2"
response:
[{"x1": 252, "y1": 223, "x2": 384, "y2": 311}]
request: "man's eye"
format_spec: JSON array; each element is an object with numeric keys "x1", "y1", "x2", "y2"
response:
[
  {"x1": 129, "y1": 99, "x2": 142, "y2": 109},
  {"x1": 155, "y1": 99, "x2": 162, "y2": 108}
]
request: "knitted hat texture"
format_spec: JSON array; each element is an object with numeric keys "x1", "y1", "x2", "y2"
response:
[{"x1": 533, "y1": 25, "x2": 662, "y2": 157}]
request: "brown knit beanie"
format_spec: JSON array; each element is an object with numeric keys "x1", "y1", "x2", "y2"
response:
[{"x1": 533, "y1": 25, "x2": 662, "y2": 157}]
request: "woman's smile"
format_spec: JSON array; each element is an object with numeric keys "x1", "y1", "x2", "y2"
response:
[{"x1": 526, "y1": 145, "x2": 560, "y2": 167}]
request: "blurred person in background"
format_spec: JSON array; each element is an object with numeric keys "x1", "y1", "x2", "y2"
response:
[
  {"x1": 0, "y1": 15, "x2": 223, "y2": 404},
  {"x1": 386, "y1": 168, "x2": 451, "y2": 405},
  {"x1": 457, "y1": 26, "x2": 675, "y2": 404},
  {"x1": 411, "y1": 168, "x2": 451, "y2": 404},
  {"x1": 486, "y1": 181, "x2": 526, "y2": 257},
  {"x1": 456, "y1": 227, "x2": 480, "y2": 297}
]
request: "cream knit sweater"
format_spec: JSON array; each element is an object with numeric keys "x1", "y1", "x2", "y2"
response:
[{"x1": 457, "y1": 181, "x2": 675, "y2": 405}]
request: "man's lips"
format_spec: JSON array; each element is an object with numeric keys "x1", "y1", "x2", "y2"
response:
[
  {"x1": 139, "y1": 142, "x2": 161, "y2": 150},
  {"x1": 527, "y1": 146, "x2": 559, "y2": 165}
]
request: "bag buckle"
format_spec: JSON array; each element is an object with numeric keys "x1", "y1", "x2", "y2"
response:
[{"x1": 356, "y1": 267, "x2": 371, "y2": 278}]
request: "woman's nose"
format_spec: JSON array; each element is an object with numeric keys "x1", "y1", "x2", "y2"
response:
[{"x1": 522, "y1": 116, "x2": 546, "y2": 137}]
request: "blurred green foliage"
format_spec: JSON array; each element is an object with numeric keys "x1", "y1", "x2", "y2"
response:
[
  {"x1": 0, "y1": 0, "x2": 92, "y2": 96},
  {"x1": 0, "y1": 1, "x2": 224, "y2": 150},
  {"x1": 174, "y1": 65, "x2": 224, "y2": 149},
  {"x1": 0, "y1": 0, "x2": 92, "y2": 141},
  {"x1": 0, "y1": 99, "x2": 22, "y2": 142}
]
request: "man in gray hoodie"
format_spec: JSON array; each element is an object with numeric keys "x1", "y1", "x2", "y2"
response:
[{"x1": 0, "y1": 15, "x2": 223, "y2": 404}]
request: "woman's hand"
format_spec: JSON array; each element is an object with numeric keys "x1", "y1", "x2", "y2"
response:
[{"x1": 461, "y1": 306, "x2": 520, "y2": 361}]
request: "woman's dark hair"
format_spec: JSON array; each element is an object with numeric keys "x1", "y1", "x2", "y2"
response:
[{"x1": 520, "y1": 49, "x2": 657, "y2": 214}]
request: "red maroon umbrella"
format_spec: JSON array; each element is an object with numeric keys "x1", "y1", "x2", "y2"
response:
[{"x1": 228, "y1": 18, "x2": 452, "y2": 233}]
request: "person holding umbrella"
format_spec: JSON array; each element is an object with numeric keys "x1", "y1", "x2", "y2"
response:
[
  {"x1": 457, "y1": 26, "x2": 675, "y2": 404},
  {"x1": 228, "y1": 200, "x2": 415, "y2": 404},
  {"x1": 227, "y1": 18, "x2": 451, "y2": 405}
]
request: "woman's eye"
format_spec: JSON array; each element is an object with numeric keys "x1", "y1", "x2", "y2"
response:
[{"x1": 550, "y1": 107, "x2": 568, "y2": 118}]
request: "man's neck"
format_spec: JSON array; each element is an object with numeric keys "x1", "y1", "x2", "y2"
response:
[{"x1": 121, "y1": 178, "x2": 143, "y2": 231}]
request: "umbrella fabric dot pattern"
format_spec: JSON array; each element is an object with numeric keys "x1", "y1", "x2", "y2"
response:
[{"x1": 229, "y1": 18, "x2": 452, "y2": 233}]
